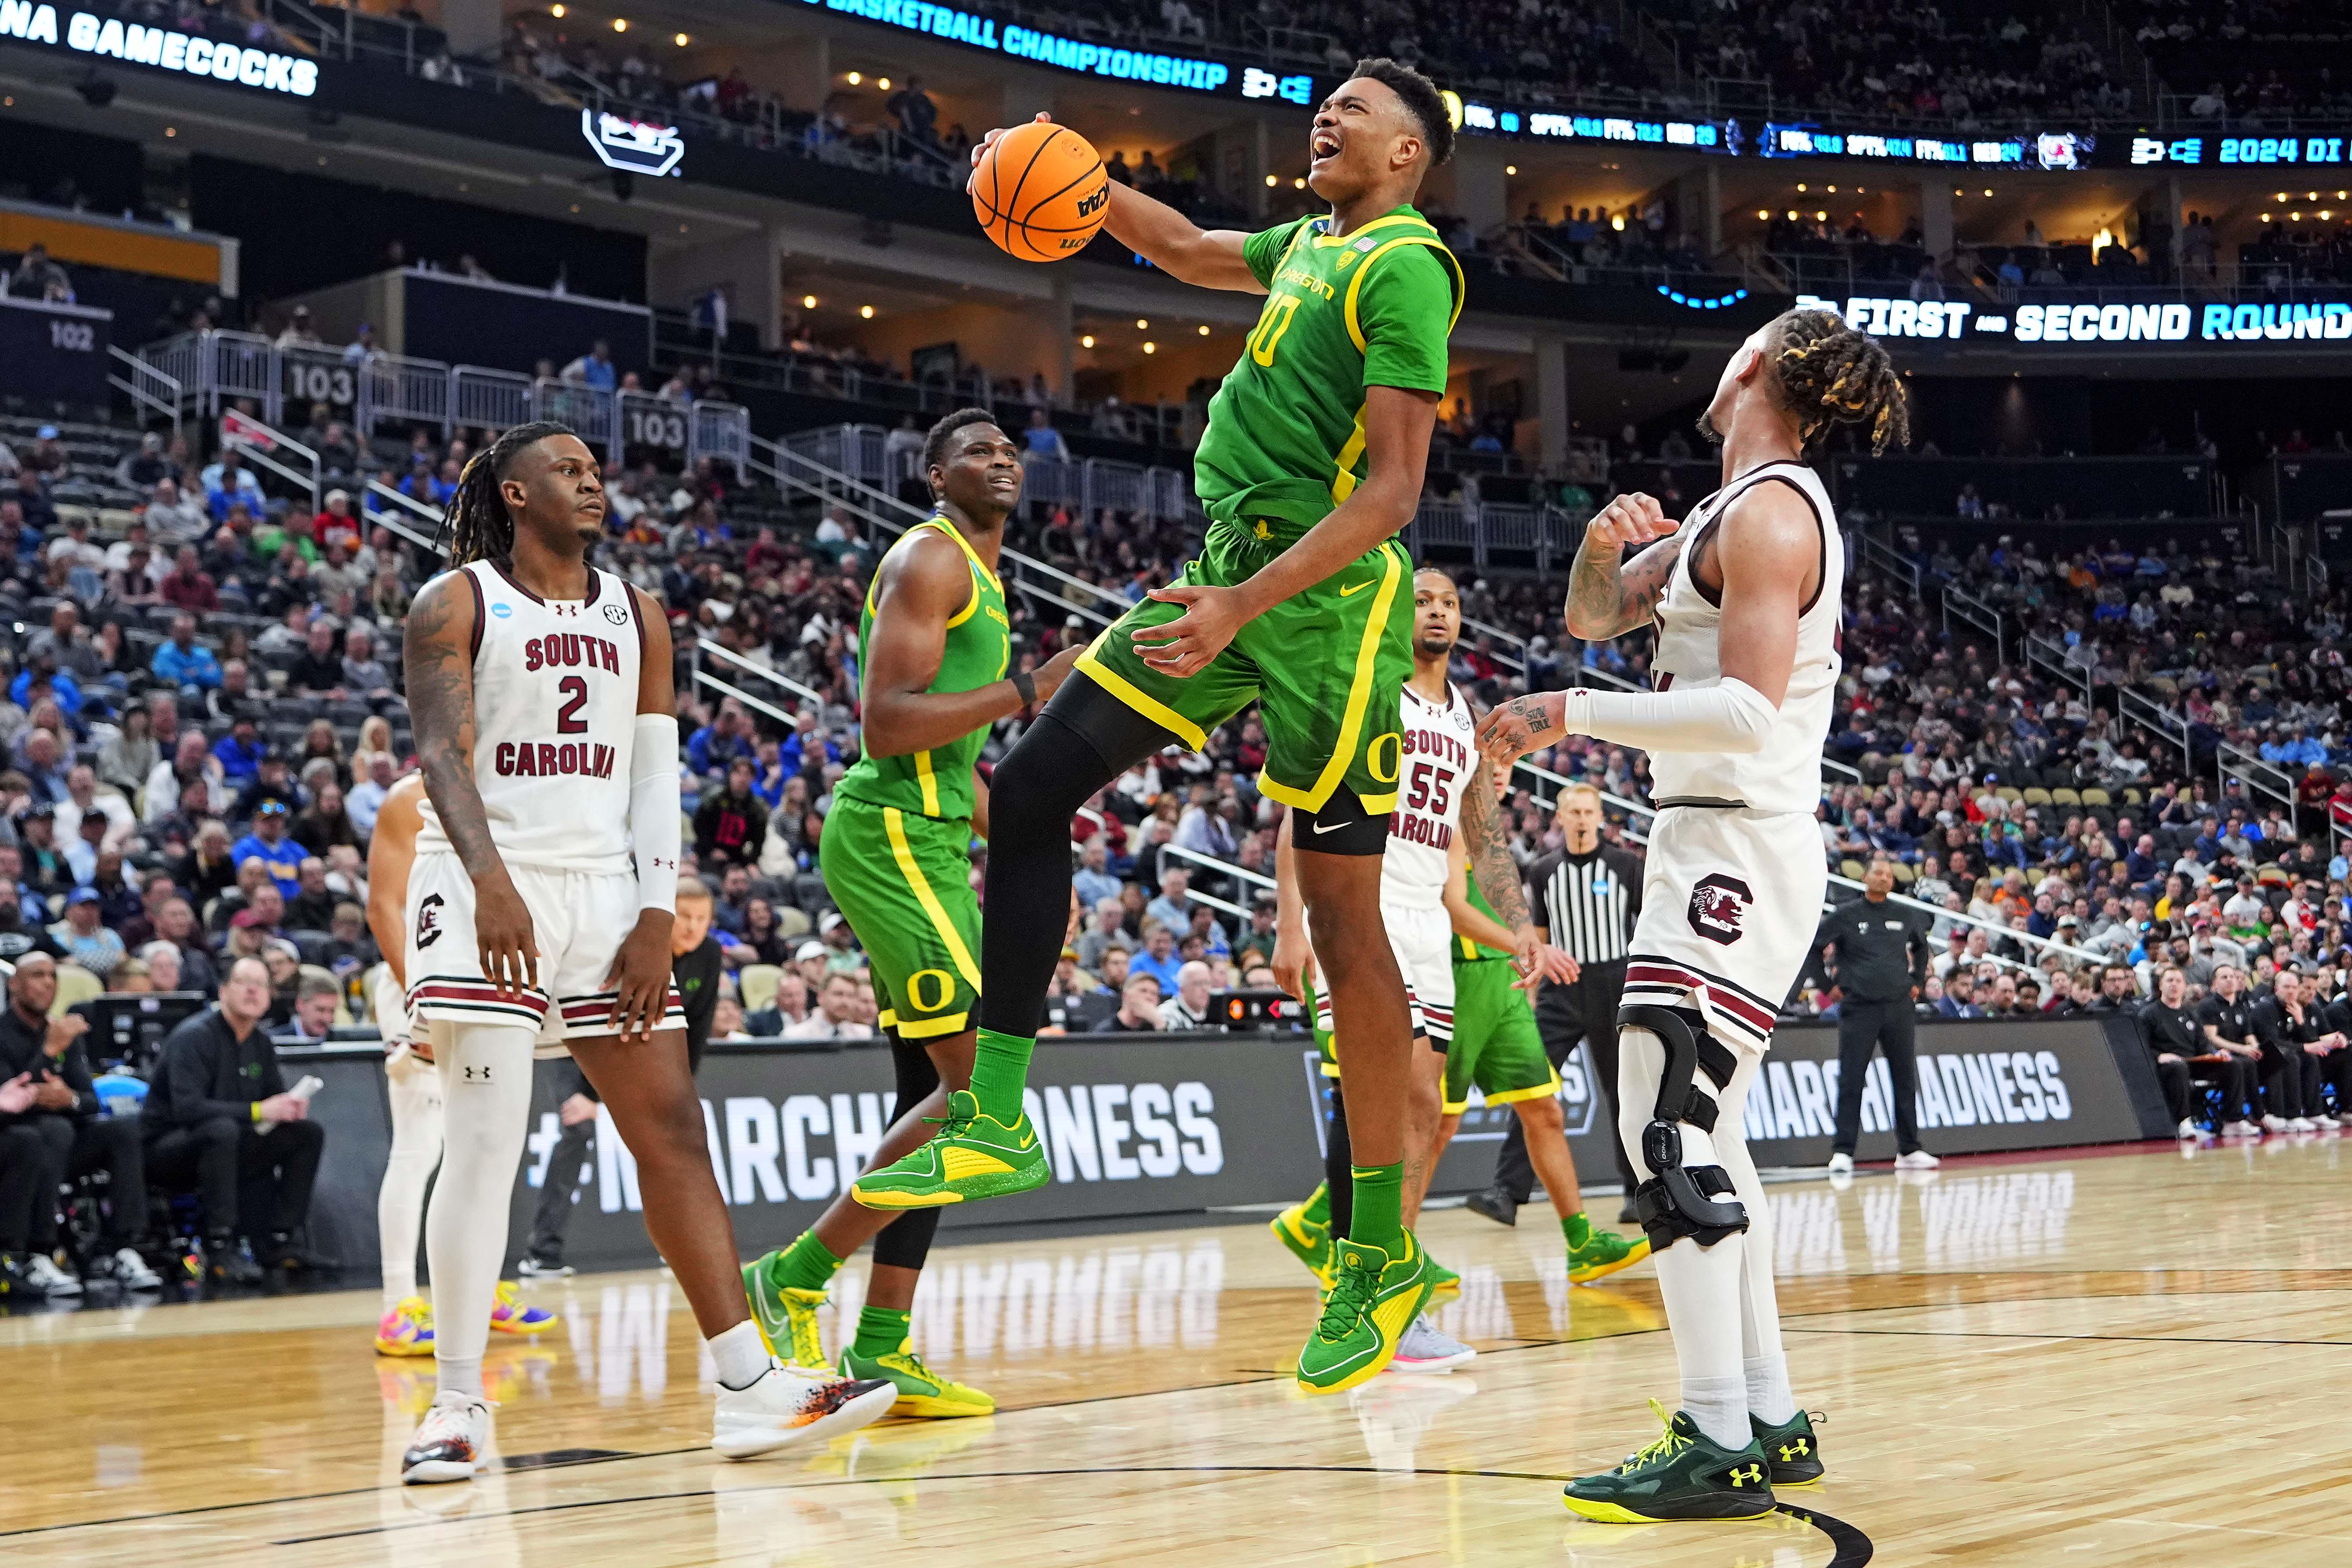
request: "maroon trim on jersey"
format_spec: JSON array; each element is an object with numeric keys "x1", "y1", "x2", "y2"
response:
[
  {"x1": 489, "y1": 562, "x2": 603, "y2": 608},
  {"x1": 623, "y1": 582, "x2": 647, "y2": 664},
  {"x1": 464, "y1": 569, "x2": 485, "y2": 661}
]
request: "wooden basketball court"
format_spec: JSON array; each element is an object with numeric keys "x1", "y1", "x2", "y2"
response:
[{"x1": 10, "y1": 1139, "x2": 2351, "y2": 1566}]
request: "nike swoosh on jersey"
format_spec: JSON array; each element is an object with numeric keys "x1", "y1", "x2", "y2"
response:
[{"x1": 1338, "y1": 581, "x2": 1374, "y2": 596}]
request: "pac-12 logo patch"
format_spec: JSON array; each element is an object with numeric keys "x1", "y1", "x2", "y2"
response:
[
  {"x1": 416, "y1": 893, "x2": 446, "y2": 949},
  {"x1": 1686, "y1": 873, "x2": 1753, "y2": 945}
]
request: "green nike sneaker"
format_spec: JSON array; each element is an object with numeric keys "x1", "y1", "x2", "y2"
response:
[
  {"x1": 1562, "y1": 1400, "x2": 1779, "y2": 1523},
  {"x1": 849, "y1": 1090, "x2": 1049, "y2": 1210},
  {"x1": 1752, "y1": 1409, "x2": 1825, "y2": 1484},
  {"x1": 1295, "y1": 1232, "x2": 1435, "y2": 1396},
  {"x1": 742, "y1": 1254, "x2": 831, "y2": 1368},
  {"x1": 841, "y1": 1338, "x2": 996, "y2": 1419},
  {"x1": 1423, "y1": 1247, "x2": 1460, "y2": 1301},
  {"x1": 1567, "y1": 1225, "x2": 1651, "y2": 1286},
  {"x1": 1271, "y1": 1187, "x2": 1333, "y2": 1286}
]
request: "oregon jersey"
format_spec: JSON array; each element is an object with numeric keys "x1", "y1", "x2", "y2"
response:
[
  {"x1": 836, "y1": 518, "x2": 1010, "y2": 821},
  {"x1": 1456, "y1": 876, "x2": 1513, "y2": 962},
  {"x1": 1194, "y1": 206, "x2": 1464, "y2": 542}
]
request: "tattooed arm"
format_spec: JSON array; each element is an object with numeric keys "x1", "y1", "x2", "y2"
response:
[
  {"x1": 1455, "y1": 756, "x2": 1555, "y2": 984},
  {"x1": 404, "y1": 570, "x2": 539, "y2": 997},
  {"x1": 1563, "y1": 492, "x2": 1684, "y2": 640}
]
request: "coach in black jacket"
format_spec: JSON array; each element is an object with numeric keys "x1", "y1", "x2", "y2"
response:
[
  {"x1": 144, "y1": 954, "x2": 326, "y2": 1277},
  {"x1": 1815, "y1": 859, "x2": 1934, "y2": 1167}
]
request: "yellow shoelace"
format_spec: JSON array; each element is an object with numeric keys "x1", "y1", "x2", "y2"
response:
[{"x1": 1620, "y1": 1398, "x2": 1690, "y2": 1473}]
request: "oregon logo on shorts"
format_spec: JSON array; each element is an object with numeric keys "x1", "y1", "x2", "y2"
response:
[
  {"x1": 906, "y1": 968, "x2": 954, "y2": 1014},
  {"x1": 1367, "y1": 732, "x2": 1401, "y2": 785}
]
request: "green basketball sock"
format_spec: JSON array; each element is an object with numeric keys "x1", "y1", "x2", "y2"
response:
[
  {"x1": 1347, "y1": 1163, "x2": 1404, "y2": 1253},
  {"x1": 769, "y1": 1229, "x2": 843, "y2": 1294},
  {"x1": 969, "y1": 1027, "x2": 1035, "y2": 1122},
  {"x1": 1564, "y1": 1212, "x2": 1592, "y2": 1249},
  {"x1": 852, "y1": 1305, "x2": 912, "y2": 1360}
]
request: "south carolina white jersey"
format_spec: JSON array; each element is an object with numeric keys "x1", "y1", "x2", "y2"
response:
[
  {"x1": 1380, "y1": 681, "x2": 1478, "y2": 906},
  {"x1": 414, "y1": 559, "x2": 646, "y2": 875},
  {"x1": 1648, "y1": 460, "x2": 1842, "y2": 815}
]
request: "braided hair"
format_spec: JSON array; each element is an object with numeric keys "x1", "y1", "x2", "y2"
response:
[
  {"x1": 437, "y1": 420, "x2": 577, "y2": 568},
  {"x1": 1762, "y1": 309, "x2": 1912, "y2": 456}
]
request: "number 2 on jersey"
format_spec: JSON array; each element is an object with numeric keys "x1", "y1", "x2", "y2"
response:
[
  {"x1": 555, "y1": 676, "x2": 588, "y2": 735},
  {"x1": 1248, "y1": 293, "x2": 1302, "y2": 367}
]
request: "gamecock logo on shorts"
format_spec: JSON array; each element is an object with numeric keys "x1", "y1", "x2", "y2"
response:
[
  {"x1": 1686, "y1": 873, "x2": 1753, "y2": 945},
  {"x1": 416, "y1": 893, "x2": 446, "y2": 949}
]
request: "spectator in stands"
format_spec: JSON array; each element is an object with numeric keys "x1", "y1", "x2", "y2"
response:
[
  {"x1": 886, "y1": 74, "x2": 938, "y2": 143},
  {"x1": 782, "y1": 970, "x2": 874, "y2": 1042},
  {"x1": 226, "y1": 804, "x2": 301, "y2": 900},
  {"x1": 1022, "y1": 407, "x2": 1071, "y2": 463},
  {"x1": 1104, "y1": 972, "x2": 1165, "y2": 1033},
  {"x1": 1157, "y1": 960, "x2": 1214, "y2": 1030},
  {"x1": 687, "y1": 700, "x2": 756, "y2": 775},
  {"x1": 562, "y1": 339, "x2": 618, "y2": 391},
  {"x1": 153, "y1": 898, "x2": 216, "y2": 996},
  {"x1": 273, "y1": 973, "x2": 343, "y2": 1045},
  {"x1": 145, "y1": 479, "x2": 209, "y2": 546},
  {"x1": 212, "y1": 717, "x2": 265, "y2": 785},
  {"x1": 201, "y1": 449, "x2": 264, "y2": 523},
  {"x1": 143, "y1": 955, "x2": 327, "y2": 1281},
  {"x1": 0, "y1": 953, "x2": 157, "y2": 1295},
  {"x1": 289, "y1": 620, "x2": 346, "y2": 697},
  {"x1": 159, "y1": 550, "x2": 221, "y2": 616},
  {"x1": 291, "y1": 785, "x2": 359, "y2": 859},
  {"x1": 145, "y1": 729, "x2": 225, "y2": 827},
  {"x1": 340, "y1": 628, "x2": 394, "y2": 701},
  {"x1": 693, "y1": 757, "x2": 768, "y2": 869},
  {"x1": 1072, "y1": 836, "x2": 1121, "y2": 909},
  {"x1": 44, "y1": 885, "x2": 123, "y2": 979},
  {"x1": 346, "y1": 751, "x2": 398, "y2": 839},
  {"x1": 0, "y1": 878, "x2": 61, "y2": 965},
  {"x1": 1145, "y1": 865, "x2": 1198, "y2": 933},
  {"x1": 1130, "y1": 920, "x2": 1182, "y2": 997}
]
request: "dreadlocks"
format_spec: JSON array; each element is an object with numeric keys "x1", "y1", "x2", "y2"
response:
[
  {"x1": 437, "y1": 420, "x2": 578, "y2": 567},
  {"x1": 1761, "y1": 308, "x2": 1912, "y2": 456}
]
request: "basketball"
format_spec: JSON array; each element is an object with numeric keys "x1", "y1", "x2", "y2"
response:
[{"x1": 973, "y1": 121, "x2": 1110, "y2": 263}]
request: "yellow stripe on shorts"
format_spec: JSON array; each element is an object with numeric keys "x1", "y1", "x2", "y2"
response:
[
  {"x1": 1256, "y1": 540, "x2": 1406, "y2": 814},
  {"x1": 883, "y1": 807, "x2": 984, "y2": 991}
]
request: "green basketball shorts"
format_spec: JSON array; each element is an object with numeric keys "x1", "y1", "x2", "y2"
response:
[
  {"x1": 1443, "y1": 958, "x2": 1561, "y2": 1114},
  {"x1": 817, "y1": 795, "x2": 981, "y2": 1039}
]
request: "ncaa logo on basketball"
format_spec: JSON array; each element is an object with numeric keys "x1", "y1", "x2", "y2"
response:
[{"x1": 1687, "y1": 872, "x2": 1753, "y2": 945}]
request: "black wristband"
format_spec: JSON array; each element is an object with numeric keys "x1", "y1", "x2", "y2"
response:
[{"x1": 1011, "y1": 669, "x2": 1036, "y2": 709}]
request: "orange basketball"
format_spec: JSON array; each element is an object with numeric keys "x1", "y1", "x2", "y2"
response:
[{"x1": 973, "y1": 121, "x2": 1110, "y2": 263}]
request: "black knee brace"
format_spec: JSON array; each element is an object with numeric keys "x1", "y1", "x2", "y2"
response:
[{"x1": 1619, "y1": 1003, "x2": 1749, "y2": 1252}]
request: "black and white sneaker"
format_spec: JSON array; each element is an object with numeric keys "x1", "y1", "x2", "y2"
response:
[
  {"x1": 22, "y1": 1254, "x2": 82, "y2": 1297},
  {"x1": 517, "y1": 1256, "x2": 575, "y2": 1279},
  {"x1": 88, "y1": 1247, "x2": 165, "y2": 1291}
]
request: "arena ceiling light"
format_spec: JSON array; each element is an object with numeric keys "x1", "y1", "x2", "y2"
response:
[{"x1": 1657, "y1": 284, "x2": 1749, "y2": 311}]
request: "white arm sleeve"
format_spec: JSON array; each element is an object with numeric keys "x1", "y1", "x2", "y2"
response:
[
  {"x1": 1561, "y1": 678, "x2": 1778, "y2": 755},
  {"x1": 629, "y1": 713, "x2": 683, "y2": 916}
]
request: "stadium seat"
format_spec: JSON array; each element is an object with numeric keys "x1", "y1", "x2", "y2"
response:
[
  {"x1": 2051, "y1": 787, "x2": 2081, "y2": 807},
  {"x1": 1840, "y1": 858, "x2": 1866, "y2": 881},
  {"x1": 2079, "y1": 789, "x2": 2110, "y2": 807},
  {"x1": 1995, "y1": 786, "x2": 2023, "y2": 804},
  {"x1": 739, "y1": 964, "x2": 783, "y2": 1015},
  {"x1": 50, "y1": 964, "x2": 103, "y2": 1016},
  {"x1": 2023, "y1": 787, "x2": 2053, "y2": 807}
]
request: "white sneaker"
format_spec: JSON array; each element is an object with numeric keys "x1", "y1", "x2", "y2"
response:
[
  {"x1": 23, "y1": 1254, "x2": 81, "y2": 1297},
  {"x1": 2224, "y1": 1120, "x2": 2263, "y2": 1137},
  {"x1": 96, "y1": 1247, "x2": 164, "y2": 1290},
  {"x1": 2288, "y1": 1117, "x2": 2317, "y2": 1132},
  {"x1": 1825, "y1": 1153, "x2": 1854, "y2": 1176},
  {"x1": 712, "y1": 1360, "x2": 896, "y2": 1461},
  {"x1": 2313, "y1": 1114, "x2": 2341, "y2": 1129},
  {"x1": 1388, "y1": 1314, "x2": 1477, "y2": 1375},
  {"x1": 1893, "y1": 1150, "x2": 1941, "y2": 1170},
  {"x1": 2261, "y1": 1114, "x2": 2289, "y2": 1132},
  {"x1": 2177, "y1": 1118, "x2": 2202, "y2": 1139},
  {"x1": 402, "y1": 1392, "x2": 494, "y2": 1485}
]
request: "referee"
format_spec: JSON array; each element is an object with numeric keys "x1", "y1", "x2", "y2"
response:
[
  {"x1": 1817, "y1": 857, "x2": 1935, "y2": 1174},
  {"x1": 1467, "y1": 781, "x2": 1644, "y2": 1226}
]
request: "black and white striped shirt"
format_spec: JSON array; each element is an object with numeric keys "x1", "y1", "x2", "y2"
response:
[{"x1": 1527, "y1": 846, "x2": 1642, "y2": 966}]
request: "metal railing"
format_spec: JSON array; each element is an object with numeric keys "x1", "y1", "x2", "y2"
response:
[
  {"x1": 2026, "y1": 632, "x2": 2092, "y2": 707},
  {"x1": 1941, "y1": 584, "x2": 2005, "y2": 662},
  {"x1": 107, "y1": 346, "x2": 181, "y2": 438},
  {"x1": 1820, "y1": 874, "x2": 2108, "y2": 972},
  {"x1": 751, "y1": 433, "x2": 1128, "y2": 635},
  {"x1": 2117, "y1": 686, "x2": 2191, "y2": 772},
  {"x1": 2217, "y1": 740, "x2": 2298, "y2": 822},
  {"x1": 1857, "y1": 533, "x2": 1920, "y2": 597},
  {"x1": 363, "y1": 479, "x2": 446, "y2": 556},
  {"x1": 692, "y1": 636, "x2": 829, "y2": 721},
  {"x1": 221, "y1": 412, "x2": 321, "y2": 513}
]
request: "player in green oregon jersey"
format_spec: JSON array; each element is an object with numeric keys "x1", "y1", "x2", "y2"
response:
[
  {"x1": 1436, "y1": 819, "x2": 1649, "y2": 1288},
  {"x1": 742, "y1": 409, "x2": 1080, "y2": 1418},
  {"x1": 853, "y1": 58, "x2": 1468, "y2": 1395}
]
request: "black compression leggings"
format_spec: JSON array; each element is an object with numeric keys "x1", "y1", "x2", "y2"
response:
[
  {"x1": 1324, "y1": 1080, "x2": 1354, "y2": 1237},
  {"x1": 979, "y1": 675, "x2": 1178, "y2": 1038},
  {"x1": 873, "y1": 1030, "x2": 945, "y2": 1270}
]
